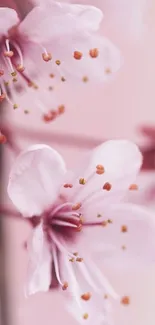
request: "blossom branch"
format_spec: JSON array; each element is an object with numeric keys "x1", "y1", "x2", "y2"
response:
[
  {"x1": 2, "y1": 124, "x2": 102, "y2": 149},
  {"x1": 2, "y1": 123, "x2": 155, "y2": 171}
]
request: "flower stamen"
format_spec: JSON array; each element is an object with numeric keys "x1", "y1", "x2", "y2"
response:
[
  {"x1": 42, "y1": 52, "x2": 52, "y2": 62},
  {"x1": 89, "y1": 48, "x2": 99, "y2": 58},
  {"x1": 41, "y1": 46, "x2": 52, "y2": 62},
  {"x1": 0, "y1": 70, "x2": 4, "y2": 76},
  {"x1": 58, "y1": 105, "x2": 65, "y2": 114},
  {"x1": 129, "y1": 184, "x2": 138, "y2": 190},
  {"x1": 73, "y1": 51, "x2": 83, "y2": 60},
  {"x1": 0, "y1": 131, "x2": 7, "y2": 144},
  {"x1": 62, "y1": 281, "x2": 68, "y2": 290},
  {"x1": 105, "y1": 67, "x2": 112, "y2": 74},
  {"x1": 76, "y1": 257, "x2": 83, "y2": 262},
  {"x1": 43, "y1": 110, "x2": 57, "y2": 122},
  {"x1": 96, "y1": 164, "x2": 105, "y2": 174},
  {"x1": 64, "y1": 183, "x2": 73, "y2": 188},
  {"x1": 103, "y1": 182, "x2": 112, "y2": 191},
  {"x1": 82, "y1": 76, "x2": 88, "y2": 83},
  {"x1": 72, "y1": 203, "x2": 82, "y2": 211},
  {"x1": 0, "y1": 91, "x2": 6, "y2": 102},
  {"x1": 81, "y1": 292, "x2": 91, "y2": 301},
  {"x1": 52, "y1": 202, "x2": 73, "y2": 217},
  {"x1": 121, "y1": 225, "x2": 128, "y2": 233},
  {"x1": 52, "y1": 219, "x2": 78, "y2": 228},
  {"x1": 83, "y1": 313, "x2": 89, "y2": 320},
  {"x1": 1, "y1": 83, "x2": 18, "y2": 109},
  {"x1": 49, "y1": 73, "x2": 55, "y2": 78},
  {"x1": 11, "y1": 40, "x2": 25, "y2": 72},
  {"x1": 61, "y1": 76, "x2": 66, "y2": 82},
  {"x1": 4, "y1": 51, "x2": 14, "y2": 58},
  {"x1": 69, "y1": 257, "x2": 75, "y2": 262},
  {"x1": 55, "y1": 60, "x2": 61, "y2": 66},
  {"x1": 121, "y1": 296, "x2": 130, "y2": 305},
  {"x1": 52, "y1": 244, "x2": 67, "y2": 288},
  {"x1": 50, "y1": 232, "x2": 74, "y2": 258}
]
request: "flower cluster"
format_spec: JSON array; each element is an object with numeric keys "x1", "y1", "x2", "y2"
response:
[{"x1": 1, "y1": 2, "x2": 153, "y2": 325}]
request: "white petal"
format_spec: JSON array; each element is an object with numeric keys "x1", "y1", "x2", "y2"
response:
[
  {"x1": 25, "y1": 223, "x2": 51, "y2": 296},
  {"x1": 8, "y1": 144, "x2": 66, "y2": 216},
  {"x1": 18, "y1": 2, "x2": 103, "y2": 43},
  {"x1": 52, "y1": 33, "x2": 122, "y2": 82},
  {"x1": 88, "y1": 203, "x2": 155, "y2": 268},
  {"x1": 73, "y1": 140, "x2": 142, "y2": 204},
  {"x1": 0, "y1": 8, "x2": 19, "y2": 35}
]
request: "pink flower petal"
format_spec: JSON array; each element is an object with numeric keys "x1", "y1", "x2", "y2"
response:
[
  {"x1": 8, "y1": 144, "x2": 66, "y2": 217},
  {"x1": 52, "y1": 33, "x2": 122, "y2": 82},
  {"x1": 0, "y1": 7, "x2": 19, "y2": 35},
  {"x1": 18, "y1": 2, "x2": 103, "y2": 43},
  {"x1": 68, "y1": 290, "x2": 112, "y2": 324},
  {"x1": 63, "y1": 255, "x2": 113, "y2": 324},
  {"x1": 25, "y1": 223, "x2": 51, "y2": 296},
  {"x1": 72, "y1": 140, "x2": 142, "y2": 204},
  {"x1": 86, "y1": 203, "x2": 155, "y2": 267}
]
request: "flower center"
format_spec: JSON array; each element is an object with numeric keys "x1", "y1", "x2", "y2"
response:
[
  {"x1": 40, "y1": 201, "x2": 83, "y2": 290},
  {"x1": 46, "y1": 201, "x2": 82, "y2": 242}
]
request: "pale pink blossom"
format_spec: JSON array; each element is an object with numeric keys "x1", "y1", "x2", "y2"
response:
[
  {"x1": 7, "y1": 140, "x2": 155, "y2": 322},
  {"x1": 0, "y1": 1, "x2": 121, "y2": 118}
]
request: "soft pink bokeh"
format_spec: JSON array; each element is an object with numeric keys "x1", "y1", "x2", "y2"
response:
[{"x1": 2, "y1": 1, "x2": 155, "y2": 325}]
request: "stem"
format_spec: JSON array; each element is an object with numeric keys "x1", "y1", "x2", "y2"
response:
[
  {"x1": 1, "y1": 124, "x2": 155, "y2": 170},
  {"x1": 5, "y1": 124, "x2": 103, "y2": 149},
  {"x1": 0, "y1": 205, "x2": 22, "y2": 220},
  {"x1": 83, "y1": 222, "x2": 103, "y2": 227}
]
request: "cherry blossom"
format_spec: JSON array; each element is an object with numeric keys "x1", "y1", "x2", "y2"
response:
[
  {"x1": 0, "y1": 1, "x2": 121, "y2": 120},
  {"x1": 7, "y1": 140, "x2": 155, "y2": 322}
]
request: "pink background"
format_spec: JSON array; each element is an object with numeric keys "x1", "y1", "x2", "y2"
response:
[{"x1": 3, "y1": 1, "x2": 155, "y2": 324}]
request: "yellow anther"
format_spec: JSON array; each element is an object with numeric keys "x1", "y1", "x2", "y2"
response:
[
  {"x1": 89, "y1": 48, "x2": 99, "y2": 58},
  {"x1": 79, "y1": 178, "x2": 86, "y2": 185}
]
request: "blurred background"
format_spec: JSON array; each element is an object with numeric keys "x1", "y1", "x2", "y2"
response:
[{"x1": 1, "y1": 0, "x2": 155, "y2": 324}]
